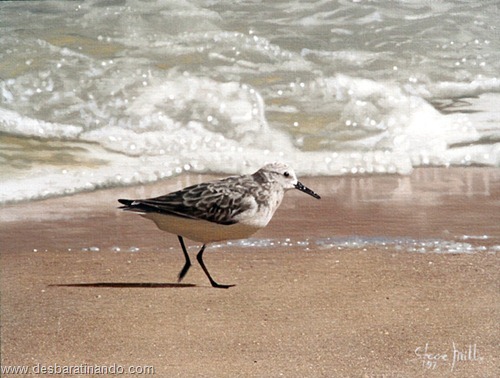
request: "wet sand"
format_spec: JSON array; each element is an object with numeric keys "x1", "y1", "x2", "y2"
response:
[{"x1": 1, "y1": 168, "x2": 499, "y2": 377}]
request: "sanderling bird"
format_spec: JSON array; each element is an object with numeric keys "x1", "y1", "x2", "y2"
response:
[{"x1": 118, "y1": 162, "x2": 320, "y2": 288}]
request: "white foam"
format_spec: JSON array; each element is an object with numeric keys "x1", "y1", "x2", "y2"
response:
[
  {"x1": 0, "y1": 107, "x2": 82, "y2": 139},
  {"x1": 314, "y1": 237, "x2": 496, "y2": 254},
  {"x1": 0, "y1": 0, "x2": 499, "y2": 204},
  {"x1": 209, "y1": 237, "x2": 498, "y2": 255}
]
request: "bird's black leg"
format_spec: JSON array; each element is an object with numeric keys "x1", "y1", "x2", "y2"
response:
[
  {"x1": 196, "y1": 245, "x2": 235, "y2": 289},
  {"x1": 177, "y1": 236, "x2": 191, "y2": 282}
]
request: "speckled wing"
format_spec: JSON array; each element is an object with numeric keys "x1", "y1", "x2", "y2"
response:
[{"x1": 118, "y1": 176, "x2": 257, "y2": 225}]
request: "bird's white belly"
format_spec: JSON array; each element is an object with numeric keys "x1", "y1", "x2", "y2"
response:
[{"x1": 142, "y1": 213, "x2": 262, "y2": 243}]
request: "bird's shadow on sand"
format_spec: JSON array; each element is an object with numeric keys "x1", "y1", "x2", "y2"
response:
[{"x1": 49, "y1": 282, "x2": 197, "y2": 288}]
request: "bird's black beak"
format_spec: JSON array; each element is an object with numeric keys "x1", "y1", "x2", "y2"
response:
[{"x1": 295, "y1": 181, "x2": 321, "y2": 199}]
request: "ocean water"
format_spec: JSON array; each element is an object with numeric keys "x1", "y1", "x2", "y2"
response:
[{"x1": 1, "y1": 0, "x2": 499, "y2": 204}]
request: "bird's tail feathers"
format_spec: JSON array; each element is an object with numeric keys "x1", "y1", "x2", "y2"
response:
[{"x1": 117, "y1": 198, "x2": 149, "y2": 213}]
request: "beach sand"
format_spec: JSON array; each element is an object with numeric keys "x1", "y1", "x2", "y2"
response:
[{"x1": 1, "y1": 168, "x2": 498, "y2": 377}]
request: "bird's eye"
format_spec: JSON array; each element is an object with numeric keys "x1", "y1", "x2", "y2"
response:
[{"x1": 283, "y1": 171, "x2": 290, "y2": 178}]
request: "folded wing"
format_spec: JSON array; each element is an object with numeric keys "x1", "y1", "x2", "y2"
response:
[{"x1": 118, "y1": 178, "x2": 255, "y2": 225}]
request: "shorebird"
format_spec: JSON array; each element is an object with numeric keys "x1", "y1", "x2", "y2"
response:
[{"x1": 118, "y1": 162, "x2": 321, "y2": 288}]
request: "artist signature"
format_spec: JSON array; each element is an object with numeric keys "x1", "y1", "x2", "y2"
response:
[{"x1": 414, "y1": 342, "x2": 483, "y2": 371}]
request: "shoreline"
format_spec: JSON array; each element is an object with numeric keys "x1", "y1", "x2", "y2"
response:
[
  {"x1": 2, "y1": 167, "x2": 499, "y2": 250},
  {"x1": 1, "y1": 167, "x2": 499, "y2": 377}
]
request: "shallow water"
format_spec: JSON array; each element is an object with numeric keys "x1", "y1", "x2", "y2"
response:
[
  {"x1": 2, "y1": 167, "x2": 497, "y2": 255},
  {"x1": 212, "y1": 236, "x2": 499, "y2": 254},
  {"x1": 1, "y1": 0, "x2": 499, "y2": 204},
  {"x1": 64, "y1": 236, "x2": 499, "y2": 256}
]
